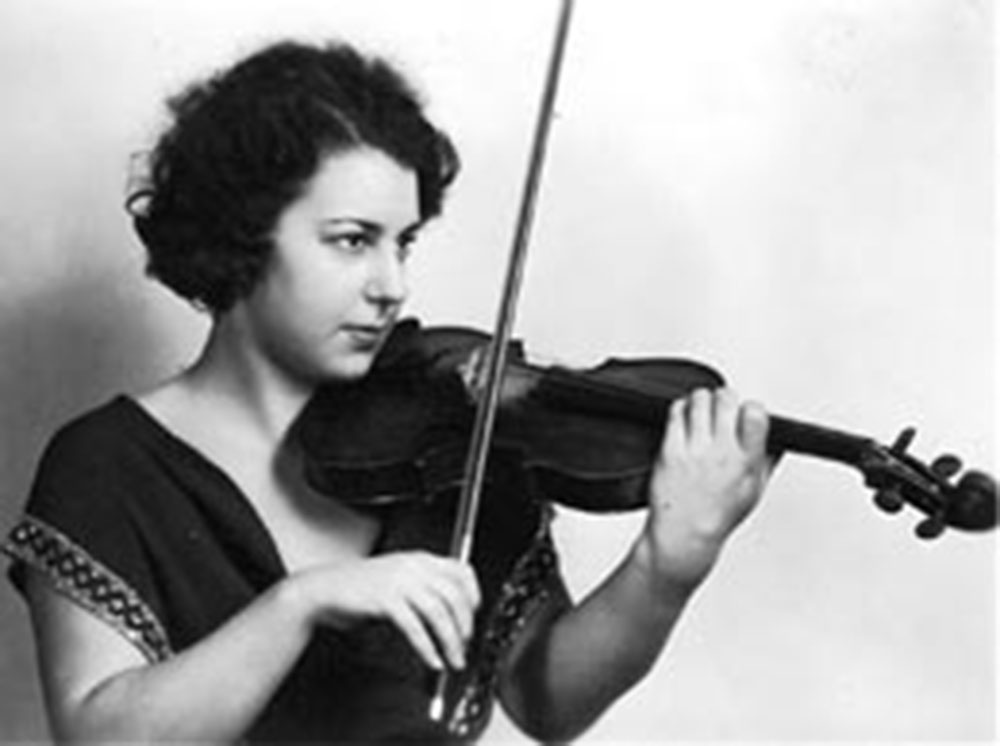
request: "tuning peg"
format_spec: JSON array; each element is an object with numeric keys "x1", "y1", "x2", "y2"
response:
[
  {"x1": 915, "y1": 514, "x2": 947, "y2": 540},
  {"x1": 889, "y1": 427, "x2": 917, "y2": 455},
  {"x1": 873, "y1": 487, "x2": 905, "y2": 514},
  {"x1": 931, "y1": 454, "x2": 963, "y2": 480}
]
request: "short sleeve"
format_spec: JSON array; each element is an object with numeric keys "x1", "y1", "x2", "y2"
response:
[
  {"x1": 445, "y1": 503, "x2": 570, "y2": 736},
  {"x1": 3, "y1": 407, "x2": 173, "y2": 662}
]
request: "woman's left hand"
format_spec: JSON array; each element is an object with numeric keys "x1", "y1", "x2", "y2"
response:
[{"x1": 635, "y1": 387, "x2": 771, "y2": 592}]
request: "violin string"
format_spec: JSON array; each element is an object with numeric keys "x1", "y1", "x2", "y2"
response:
[{"x1": 530, "y1": 364, "x2": 673, "y2": 423}]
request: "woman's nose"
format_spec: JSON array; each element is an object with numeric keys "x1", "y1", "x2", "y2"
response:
[{"x1": 364, "y1": 245, "x2": 407, "y2": 308}]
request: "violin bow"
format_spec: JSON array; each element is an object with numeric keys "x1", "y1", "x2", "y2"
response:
[{"x1": 429, "y1": 0, "x2": 576, "y2": 725}]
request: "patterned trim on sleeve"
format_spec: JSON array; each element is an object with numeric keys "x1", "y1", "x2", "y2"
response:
[
  {"x1": 3, "y1": 514, "x2": 173, "y2": 663},
  {"x1": 447, "y1": 505, "x2": 561, "y2": 737}
]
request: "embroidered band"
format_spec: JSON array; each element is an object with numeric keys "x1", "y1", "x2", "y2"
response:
[
  {"x1": 447, "y1": 506, "x2": 560, "y2": 737},
  {"x1": 3, "y1": 514, "x2": 172, "y2": 662}
]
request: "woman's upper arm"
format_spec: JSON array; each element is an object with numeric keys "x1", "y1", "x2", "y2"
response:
[
  {"x1": 23, "y1": 567, "x2": 148, "y2": 736},
  {"x1": 495, "y1": 575, "x2": 572, "y2": 736}
]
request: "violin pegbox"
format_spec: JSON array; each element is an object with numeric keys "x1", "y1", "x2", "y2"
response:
[{"x1": 861, "y1": 427, "x2": 997, "y2": 539}]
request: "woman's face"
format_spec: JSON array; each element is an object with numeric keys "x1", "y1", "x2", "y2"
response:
[{"x1": 234, "y1": 146, "x2": 422, "y2": 385}]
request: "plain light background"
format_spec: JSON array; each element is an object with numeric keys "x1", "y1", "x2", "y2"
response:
[{"x1": 0, "y1": 0, "x2": 994, "y2": 742}]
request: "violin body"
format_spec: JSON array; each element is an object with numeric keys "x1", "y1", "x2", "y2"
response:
[
  {"x1": 299, "y1": 320, "x2": 719, "y2": 512},
  {"x1": 297, "y1": 319, "x2": 997, "y2": 537}
]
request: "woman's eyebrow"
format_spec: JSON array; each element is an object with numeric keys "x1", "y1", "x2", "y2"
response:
[
  {"x1": 317, "y1": 218, "x2": 385, "y2": 240},
  {"x1": 319, "y1": 217, "x2": 425, "y2": 238},
  {"x1": 399, "y1": 220, "x2": 426, "y2": 238},
  {"x1": 319, "y1": 217, "x2": 378, "y2": 230}
]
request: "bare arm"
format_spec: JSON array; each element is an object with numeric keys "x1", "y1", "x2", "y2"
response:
[
  {"x1": 26, "y1": 569, "x2": 311, "y2": 744},
  {"x1": 26, "y1": 552, "x2": 479, "y2": 744},
  {"x1": 499, "y1": 388, "x2": 771, "y2": 741}
]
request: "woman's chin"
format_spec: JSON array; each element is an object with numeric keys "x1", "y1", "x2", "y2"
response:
[{"x1": 317, "y1": 351, "x2": 378, "y2": 384}]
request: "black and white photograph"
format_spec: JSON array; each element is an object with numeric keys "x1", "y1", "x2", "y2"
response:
[{"x1": 0, "y1": 1, "x2": 994, "y2": 742}]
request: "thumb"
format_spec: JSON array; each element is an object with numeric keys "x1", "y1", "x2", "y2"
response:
[{"x1": 737, "y1": 401, "x2": 770, "y2": 458}]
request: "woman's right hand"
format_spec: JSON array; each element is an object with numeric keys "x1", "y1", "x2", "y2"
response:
[{"x1": 288, "y1": 552, "x2": 481, "y2": 671}]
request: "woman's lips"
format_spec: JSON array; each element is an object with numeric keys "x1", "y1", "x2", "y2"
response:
[{"x1": 342, "y1": 324, "x2": 389, "y2": 348}]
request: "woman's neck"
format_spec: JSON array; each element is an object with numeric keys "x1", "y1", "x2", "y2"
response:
[{"x1": 171, "y1": 315, "x2": 315, "y2": 444}]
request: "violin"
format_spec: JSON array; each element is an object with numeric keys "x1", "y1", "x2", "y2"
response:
[{"x1": 297, "y1": 318, "x2": 997, "y2": 540}]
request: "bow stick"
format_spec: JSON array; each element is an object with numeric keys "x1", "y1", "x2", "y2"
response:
[{"x1": 429, "y1": 0, "x2": 576, "y2": 724}]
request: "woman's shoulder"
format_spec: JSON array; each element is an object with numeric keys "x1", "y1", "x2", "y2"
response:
[
  {"x1": 14, "y1": 393, "x2": 200, "y2": 591},
  {"x1": 41, "y1": 395, "x2": 150, "y2": 472}
]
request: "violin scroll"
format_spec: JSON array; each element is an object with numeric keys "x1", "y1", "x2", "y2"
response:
[{"x1": 860, "y1": 426, "x2": 997, "y2": 539}]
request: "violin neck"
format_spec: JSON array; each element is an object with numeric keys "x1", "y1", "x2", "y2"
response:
[{"x1": 766, "y1": 415, "x2": 876, "y2": 468}]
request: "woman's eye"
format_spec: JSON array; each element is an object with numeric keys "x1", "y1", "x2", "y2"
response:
[
  {"x1": 396, "y1": 239, "x2": 414, "y2": 262},
  {"x1": 397, "y1": 232, "x2": 419, "y2": 262},
  {"x1": 324, "y1": 233, "x2": 371, "y2": 254}
]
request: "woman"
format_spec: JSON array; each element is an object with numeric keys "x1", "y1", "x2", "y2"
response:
[{"x1": 4, "y1": 40, "x2": 771, "y2": 743}]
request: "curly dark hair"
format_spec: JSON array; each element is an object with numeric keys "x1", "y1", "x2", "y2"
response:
[{"x1": 127, "y1": 40, "x2": 460, "y2": 313}]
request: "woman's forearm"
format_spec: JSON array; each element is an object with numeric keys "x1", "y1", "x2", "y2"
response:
[
  {"x1": 37, "y1": 577, "x2": 314, "y2": 744},
  {"x1": 37, "y1": 549, "x2": 480, "y2": 744},
  {"x1": 503, "y1": 537, "x2": 702, "y2": 741}
]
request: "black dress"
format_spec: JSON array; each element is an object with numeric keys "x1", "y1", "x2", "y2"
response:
[{"x1": 4, "y1": 396, "x2": 566, "y2": 743}]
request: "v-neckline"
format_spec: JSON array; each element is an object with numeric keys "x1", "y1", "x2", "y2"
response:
[
  {"x1": 115, "y1": 394, "x2": 298, "y2": 577},
  {"x1": 117, "y1": 394, "x2": 389, "y2": 570}
]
